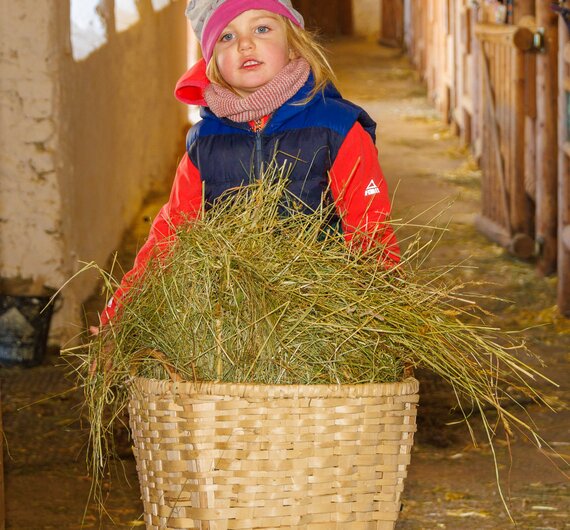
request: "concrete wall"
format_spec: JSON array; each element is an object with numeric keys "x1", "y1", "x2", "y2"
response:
[
  {"x1": 352, "y1": 0, "x2": 381, "y2": 40},
  {"x1": 0, "y1": 0, "x2": 188, "y2": 341}
]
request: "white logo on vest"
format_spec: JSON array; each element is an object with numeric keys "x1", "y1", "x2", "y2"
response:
[{"x1": 364, "y1": 179, "x2": 381, "y2": 197}]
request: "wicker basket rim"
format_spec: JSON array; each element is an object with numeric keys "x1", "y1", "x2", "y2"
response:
[{"x1": 130, "y1": 377, "x2": 419, "y2": 398}]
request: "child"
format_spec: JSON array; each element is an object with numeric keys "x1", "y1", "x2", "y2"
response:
[{"x1": 100, "y1": 0, "x2": 399, "y2": 326}]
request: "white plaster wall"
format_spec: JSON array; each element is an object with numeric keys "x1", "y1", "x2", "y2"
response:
[
  {"x1": 0, "y1": 0, "x2": 66, "y2": 285},
  {"x1": 352, "y1": 0, "x2": 381, "y2": 40},
  {"x1": 0, "y1": 0, "x2": 188, "y2": 341}
]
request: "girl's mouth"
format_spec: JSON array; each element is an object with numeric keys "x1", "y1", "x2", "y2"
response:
[{"x1": 242, "y1": 59, "x2": 262, "y2": 69}]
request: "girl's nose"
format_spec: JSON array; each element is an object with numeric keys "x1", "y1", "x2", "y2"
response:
[{"x1": 238, "y1": 36, "x2": 254, "y2": 52}]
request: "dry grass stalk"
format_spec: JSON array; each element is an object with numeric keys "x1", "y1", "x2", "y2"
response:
[{"x1": 65, "y1": 160, "x2": 557, "y2": 513}]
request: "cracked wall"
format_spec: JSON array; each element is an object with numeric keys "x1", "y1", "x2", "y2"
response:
[{"x1": 0, "y1": 0, "x2": 187, "y2": 341}]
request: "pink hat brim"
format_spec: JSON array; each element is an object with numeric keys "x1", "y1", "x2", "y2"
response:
[{"x1": 201, "y1": 0, "x2": 303, "y2": 63}]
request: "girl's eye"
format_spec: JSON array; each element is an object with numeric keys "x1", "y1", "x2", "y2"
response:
[
  {"x1": 256, "y1": 25, "x2": 270, "y2": 34},
  {"x1": 220, "y1": 33, "x2": 234, "y2": 42}
]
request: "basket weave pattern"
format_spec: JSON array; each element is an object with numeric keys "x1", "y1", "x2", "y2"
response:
[{"x1": 128, "y1": 378, "x2": 419, "y2": 530}]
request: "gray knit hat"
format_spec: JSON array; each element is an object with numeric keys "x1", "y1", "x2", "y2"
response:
[{"x1": 186, "y1": 0, "x2": 304, "y2": 63}]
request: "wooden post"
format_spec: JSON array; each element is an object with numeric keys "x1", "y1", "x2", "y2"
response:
[
  {"x1": 536, "y1": 0, "x2": 559, "y2": 275},
  {"x1": 558, "y1": 15, "x2": 570, "y2": 315},
  {"x1": 380, "y1": 0, "x2": 404, "y2": 48}
]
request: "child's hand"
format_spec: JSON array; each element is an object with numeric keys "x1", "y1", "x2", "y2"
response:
[{"x1": 88, "y1": 326, "x2": 115, "y2": 376}]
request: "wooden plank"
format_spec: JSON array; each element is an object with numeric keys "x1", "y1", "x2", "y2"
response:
[
  {"x1": 558, "y1": 14, "x2": 570, "y2": 315},
  {"x1": 503, "y1": 46, "x2": 511, "y2": 227},
  {"x1": 473, "y1": 4, "x2": 484, "y2": 161},
  {"x1": 536, "y1": 1, "x2": 559, "y2": 275},
  {"x1": 481, "y1": 43, "x2": 513, "y2": 234},
  {"x1": 525, "y1": 52, "x2": 537, "y2": 118},
  {"x1": 497, "y1": 44, "x2": 505, "y2": 226},
  {"x1": 513, "y1": 40, "x2": 530, "y2": 236},
  {"x1": 525, "y1": 116, "x2": 537, "y2": 200}
]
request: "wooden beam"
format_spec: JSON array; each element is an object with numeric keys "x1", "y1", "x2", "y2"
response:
[
  {"x1": 475, "y1": 215, "x2": 535, "y2": 258},
  {"x1": 558, "y1": 14, "x2": 570, "y2": 315},
  {"x1": 514, "y1": 36, "x2": 531, "y2": 236},
  {"x1": 536, "y1": 0, "x2": 559, "y2": 275},
  {"x1": 475, "y1": 23, "x2": 534, "y2": 51}
]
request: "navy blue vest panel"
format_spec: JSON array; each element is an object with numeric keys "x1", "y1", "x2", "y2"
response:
[{"x1": 186, "y1": 78, "x2": 376, "y2": 215}]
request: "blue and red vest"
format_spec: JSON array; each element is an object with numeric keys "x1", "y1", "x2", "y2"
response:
[{"x1": 186, "y1": 76, "x2": 377, "y2": 215}]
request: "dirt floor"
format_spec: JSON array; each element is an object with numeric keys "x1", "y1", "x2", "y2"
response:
[{"x1": 1, "y1": 38, "x2": 569, "y2": 529}]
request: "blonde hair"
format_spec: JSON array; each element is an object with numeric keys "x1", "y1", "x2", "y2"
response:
[{"x1": 205, "y1": 17, "x2": 336, "y2": 102}]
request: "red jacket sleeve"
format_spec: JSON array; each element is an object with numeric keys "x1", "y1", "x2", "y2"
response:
[
  {"x1": 100, "y1": 153, "x2": 203, "y2": 326},
  {"x1": 329, "y1": 122, "x2": 400, "y2": 263}
]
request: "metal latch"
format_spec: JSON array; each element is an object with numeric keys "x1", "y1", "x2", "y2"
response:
[{"x1": 533, "y1": 27, "x2": 545, "y2": 52}]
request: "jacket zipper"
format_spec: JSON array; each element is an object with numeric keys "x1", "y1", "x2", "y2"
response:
[
  {"x1": 252, "y1": 118, "x2": 265, "y2": 180},
  {"x1": 255, "y1": 130, "x2": 263, "y2": 180}
]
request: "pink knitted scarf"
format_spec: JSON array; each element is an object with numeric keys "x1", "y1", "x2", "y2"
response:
[{"x1": 204, "y1": 58, "x2": 310, "y2": 122}]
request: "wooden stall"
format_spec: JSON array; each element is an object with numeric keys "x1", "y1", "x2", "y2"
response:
[{"x1": 404, "y1": 0, "x2": 570, "y2": 314}]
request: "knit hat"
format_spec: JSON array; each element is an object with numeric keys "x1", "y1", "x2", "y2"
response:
[{"x1": 186, "y1": 0, "x2": 304, "y2": 63}]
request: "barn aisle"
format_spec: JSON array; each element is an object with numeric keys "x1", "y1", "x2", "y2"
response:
[{"x1": 0, "y1": 37, "x2": 568, "y2": 529}]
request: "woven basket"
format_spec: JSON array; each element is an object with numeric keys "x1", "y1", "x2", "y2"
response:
[{"x1": 128, "y1": 377, "x2": 419, "y2": 530}]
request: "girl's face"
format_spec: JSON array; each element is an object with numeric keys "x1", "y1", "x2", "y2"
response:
[{"x1": 214, "y1": 10, "x2": 295, "y2": 97}]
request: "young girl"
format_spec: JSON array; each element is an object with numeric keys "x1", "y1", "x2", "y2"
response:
[{"x1": 100, "y1": 0, "x2": 399, "y2": 326}]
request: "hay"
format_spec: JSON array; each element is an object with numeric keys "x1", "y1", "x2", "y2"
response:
[{"x1": 66, "y1": 159, "x2": 555, "y2": 511}]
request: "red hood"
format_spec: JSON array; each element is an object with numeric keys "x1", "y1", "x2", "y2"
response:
[{"x1": 174, "y1": 58, "x2": 210, "y2": 106}]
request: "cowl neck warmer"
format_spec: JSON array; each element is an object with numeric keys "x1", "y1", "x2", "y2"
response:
[{"x1": 204, "y1": 57, "x2": 311, "y2": 123}]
